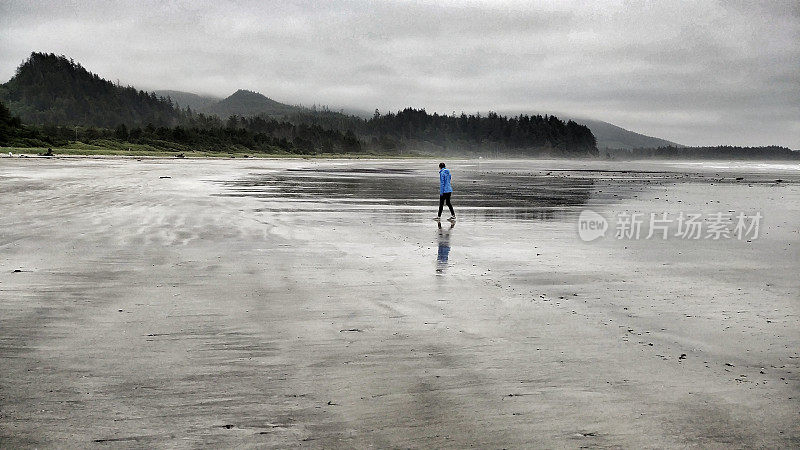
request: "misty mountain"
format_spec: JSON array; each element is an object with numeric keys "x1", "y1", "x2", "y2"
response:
[
  {"x1": 0, "y1": 52, "x2": 598, "y2": 155},
  {"x1": 153, "y1": 90, "x2": 221, "y2": 112},
  {"x1": 204, "y1": 89, "x2": 301, "y2": 118},
  {"x1": 0, "y1": 53, "x2": 183, "y2": 127},
  {"x1": 570, "y1": 117, "x2": 682, "y2": 150},
  {"x1": 1, "y1": 52, "x2": 666, "y2": 154}
]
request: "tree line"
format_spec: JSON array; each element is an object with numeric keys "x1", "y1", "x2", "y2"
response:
[
  {"x1": 0, "y1": 106, "x2": 363, "y2": 154},
  {"x1": 605, "y1": 146, "x2": 799, "y2": 160},
  {"x1": 0, "y1": 52, "x2": 601, "y2": 155},
  {"x1": 285, "y1": 108, "x2": 597, "y2": 156}
]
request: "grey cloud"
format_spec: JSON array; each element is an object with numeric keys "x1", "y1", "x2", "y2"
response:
[{"x1": 1, "y1": 0, "x2": 798, "y2": 147}]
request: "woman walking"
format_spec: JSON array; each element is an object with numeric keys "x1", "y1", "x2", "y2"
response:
[{"x1": 436, "y1": 162, "x2": 456, "y2": 222}]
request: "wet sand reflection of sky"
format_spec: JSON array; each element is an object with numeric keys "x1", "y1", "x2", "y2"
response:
[{"x1": 220, "y1": 165, "x2": 602, "y2": 222}]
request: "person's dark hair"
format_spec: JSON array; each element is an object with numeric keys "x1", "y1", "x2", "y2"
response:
[{"x1": 439, "y1": 162, "x2": 446, "y2": 168}]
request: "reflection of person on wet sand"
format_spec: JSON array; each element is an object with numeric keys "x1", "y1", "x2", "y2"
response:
[{"x1": 436, "y1": 221, "x2": 455, "y2": 274}]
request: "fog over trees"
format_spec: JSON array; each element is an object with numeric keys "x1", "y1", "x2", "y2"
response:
[
  {"x1": 2, "y1": 53, "x2": 795, "y2": 159},
  {"x1": 0, "y1": 53, "x2": 598, "y2": 156}
]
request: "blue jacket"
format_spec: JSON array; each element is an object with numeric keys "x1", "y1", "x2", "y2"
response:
[{"x1": 439, "y1": 168, "x2": 453, "y2": 194}]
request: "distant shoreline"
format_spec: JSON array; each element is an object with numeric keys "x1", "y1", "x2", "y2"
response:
[{"x1": 3, "y1": 146, "x2": 799, "y2": 162}]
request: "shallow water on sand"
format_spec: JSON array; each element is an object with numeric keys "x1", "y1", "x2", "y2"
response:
[
  {"x1": 218, "y1": 158, "x2": 799, "y2": 233},
  {"x1": 221, "y1": 161, "x2": 596, "y2": 221}
]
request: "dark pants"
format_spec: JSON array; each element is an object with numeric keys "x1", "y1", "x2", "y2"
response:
[{"x1": 438, "y1": 192, "x2": 455, "y2": 217}]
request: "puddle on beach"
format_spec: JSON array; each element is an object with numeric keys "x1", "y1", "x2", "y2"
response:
[
  {"x1": 217, "y1": 162, "x2": 617, "y2": 222},
  {"x1": 217, "y1": 160, "x2": 798, "y2": 224}
]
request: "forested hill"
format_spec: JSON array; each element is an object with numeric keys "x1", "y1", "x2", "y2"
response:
[
  {"x1": 205, "y1": 89, "x2": 301, "y2": 118},
  {"x1": 0, "y1": 53, "x2": 184, "y2": 127},
  {"x1": 0, "y1": 52, "x2": 598, "y2": 156}
]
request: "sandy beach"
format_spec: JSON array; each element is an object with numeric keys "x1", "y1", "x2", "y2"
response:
[{"x1": 1, "y1": 157, "x2": 798, "y2": 447}]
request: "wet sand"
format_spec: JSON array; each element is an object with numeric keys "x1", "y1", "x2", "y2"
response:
[{"x1": 1, "y1": 157, "x2": 798, "y2": 447}]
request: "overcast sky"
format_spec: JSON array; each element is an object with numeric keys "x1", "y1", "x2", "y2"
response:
[{"x1": 1, "y1": 0, "x2": 798, "y2": 147}]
